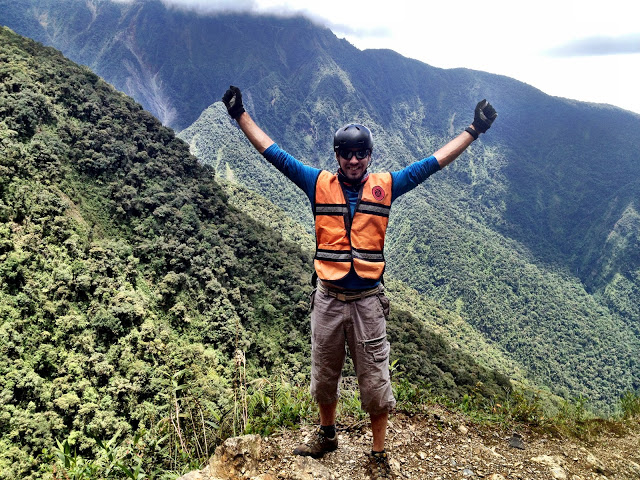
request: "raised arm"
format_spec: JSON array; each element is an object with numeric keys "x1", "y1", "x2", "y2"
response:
[
  {"x1": 434, "y1": 100, "x2": 497, "y2": 168},
  {"x1": 222, "y1": 85, "x2": 274, "y2": 153}
]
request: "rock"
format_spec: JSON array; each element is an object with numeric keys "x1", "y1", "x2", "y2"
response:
[
  {"x1": 177, "y1": 469, "x2": 215, "y2": 480},
  {"x1": 531, "y1": 455, "x2": 567, "y2": 480},
  {"x1": 177, "y1": 465, "x2": 221, "y2": 480},
  {"x1": 458, "y1": 425, "x2": 469, "y2": 435},
  {"x1": 585, "y1": 452, "x2": 609, "y2": 475},
  {"x1": 474, "y1": 444, "x2": 505, "y2": 460},
  {"x1": 290, "y1": 456, "x2": 333, "y2": 480},
  {"x1": 209, "y1": 434, "x2": 262, "y2": 480},
  {"x1": 627, "y1": 459, "x2": 640, "y2": 476},
  {"x1": 488, "y1": 475, "x2": 506, "y2": 480},
  {"x1": 508, "y1": 432, "x2": 525, "y2": 450},
  {"x1": 549, "y1": 465, "x2": 568, "y2": 480}
]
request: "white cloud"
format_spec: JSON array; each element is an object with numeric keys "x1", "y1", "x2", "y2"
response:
[
  {"x1": 159, "y1": 0, "x2": 256, "y2": 13},
  {"x1": 547, "y1": 33, "x2": 640, "y2": 57},
  {"x1": 293, "y1": 0, "x2": 640, "y2": 114},
  {"x1": 133, "y1": 0, "x2": 640, "y2": 114}
]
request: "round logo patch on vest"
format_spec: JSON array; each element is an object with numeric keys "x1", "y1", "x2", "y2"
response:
[{"x1": 372, "y1": 185, "x2": 385, "y2": 201}]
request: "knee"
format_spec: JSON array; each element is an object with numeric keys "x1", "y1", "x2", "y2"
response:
[{"x1": 310, "y1": 375, "x2": 341, "y2": 405}]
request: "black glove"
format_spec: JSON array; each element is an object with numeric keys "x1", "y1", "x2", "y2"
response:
[
  {"x1": 222, "y1": 85, "x2": 245, "y2": 120},
  {"x1": 472, "y1": 99, "x2": 497, "y2": 134}
]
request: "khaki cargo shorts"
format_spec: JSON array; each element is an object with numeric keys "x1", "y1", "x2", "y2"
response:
[{"x1": 309, "y1": 284, "x2": 396, "y2": 415}]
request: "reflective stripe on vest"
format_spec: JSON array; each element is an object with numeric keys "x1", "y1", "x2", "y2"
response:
[{"x1": 314, "y1": 170, "x2": 392, "y2": 281}]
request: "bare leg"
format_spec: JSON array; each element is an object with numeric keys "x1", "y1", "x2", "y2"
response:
[
  {"x1": 319, "y1": 401, "x2": 338, "y2": 427},
  {"x1": 293, "y1": 401, "x2": 339, "y2": 457},
  {"x1": 367, "y1": 411, "x2": 393, "y2": 478},
  {"x1": 370, "y1": 411, "x2": 388, "y2": 451}
]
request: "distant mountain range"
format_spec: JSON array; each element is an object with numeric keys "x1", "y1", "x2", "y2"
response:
[{"x1": 2, "y1": 0, "x2": 640, "y2": 408}]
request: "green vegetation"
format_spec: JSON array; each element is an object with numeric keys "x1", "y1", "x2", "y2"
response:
[
  {"x1": 47, "y1": 381, "x2": 640, "y2": 479},
  {"x1": 182, "y1": 103, "x2": 640, "y2": 409},
  {"x1": 0, "y1": 26, "x2": 312, "y2": 479},
  {"x1": 386, "y1": 188, "x2": 640, "y2": 407},
  {"x1": 0, "y1": 27, "x2": 519, "y2": 479},
  {"x1": 3, "y1": 0, "x2": 640, "y2": 409},
  {"x1": 620, "y1": 390, "x2": 640, "y2": 419}
]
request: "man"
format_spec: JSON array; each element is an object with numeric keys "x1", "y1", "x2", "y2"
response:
[{"x1": 222, "y1": 85, "x2": 497, "y2": 479}]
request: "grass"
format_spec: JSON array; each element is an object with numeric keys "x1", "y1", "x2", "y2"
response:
[{"x1": 48, "y1": 374, "x2": 640, "y2": 479}]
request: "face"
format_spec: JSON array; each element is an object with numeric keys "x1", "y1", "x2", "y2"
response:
[{"x1": 336, "y1": 148, "x2": 371, "y2": 181}]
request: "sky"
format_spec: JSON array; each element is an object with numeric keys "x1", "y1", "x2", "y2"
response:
[{"x1": 152, "y1": 0, "x2": 640, "y2": 115}]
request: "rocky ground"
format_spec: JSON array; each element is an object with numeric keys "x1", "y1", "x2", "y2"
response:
[{"x1": 180, "y1": 405, "x2": 640, "y2": 480}]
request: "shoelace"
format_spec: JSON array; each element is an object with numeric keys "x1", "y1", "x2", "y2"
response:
[
  {"x1": 372, "y1": 452, "x2": 391, "y2": 478},
  {"x1": 311, "y1": 428, "x2": 334, "y2": 445}
]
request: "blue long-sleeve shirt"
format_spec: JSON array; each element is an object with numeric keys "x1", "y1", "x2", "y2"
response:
[{"x1": 263, "y1": 143, "x2": 441, "y2": 289}]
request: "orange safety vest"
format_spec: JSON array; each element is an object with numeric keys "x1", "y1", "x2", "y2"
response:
[{"x1": 314, "y1": 170, "x2": 393, "y2": 281}]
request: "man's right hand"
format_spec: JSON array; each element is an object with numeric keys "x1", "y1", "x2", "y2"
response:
[
  {"x1": 222, "y1": 85, "x2": 246, "y2": 120},
  {"x1": 472, "y1": 99, "x2": 497, "y2": 133}
]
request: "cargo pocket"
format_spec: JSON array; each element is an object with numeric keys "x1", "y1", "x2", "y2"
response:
[
  {"x1": 377, "y1": 293, "x2": 390, "y2": 320},
  {"x1": 363, "y1": 335, "x2": 390, "y2": 362}
]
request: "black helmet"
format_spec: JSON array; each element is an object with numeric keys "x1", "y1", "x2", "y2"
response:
[{"x1": 333, "y1": 124, "x2": 373, "y2": 152}]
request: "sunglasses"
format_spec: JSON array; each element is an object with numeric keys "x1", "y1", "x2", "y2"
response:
[{"x1": 338, "y1": 148, "x2": 371, "y2": 160}]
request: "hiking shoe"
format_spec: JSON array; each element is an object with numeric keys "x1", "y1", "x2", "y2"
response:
[
  {"x1": 292, "y1": 428, "x2": 338, "y2": 458},
  {"x1": 366, "y1": 451, "x2": 394, "y2": 479}
]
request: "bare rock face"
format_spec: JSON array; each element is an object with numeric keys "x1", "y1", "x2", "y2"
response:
[
  {"x1": 289, "y1": 456, "x2": 333, "y2": 480},
  {"x1": 176, "y1": 470, "x2": 212, "y2": 480},
  {"x1": 209, "y1": 435, "x2": 263, "y2": 480},
  {"x1": 531, "y1": 455, "x2": 567, "y2": 480},
  {"x1": 584, "y1": 450, "x2": 610, "y2": 476},
  {"x1": 177, "y1": 434, "x2": 264, "y2": 480}
]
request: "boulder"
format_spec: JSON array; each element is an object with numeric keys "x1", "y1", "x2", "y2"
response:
[
  {"x1": 531, "y1": 455, "x2": 567, "y2": 480},
  {"x1": 210, "y1": 435, "x2": 263, "y2": 480},
  {"x1": 585, "y1": 451, "x2": 610, "y2": 476},
  {"x1": 289, "y1": 456, "x2": 333, "y2": 480}
]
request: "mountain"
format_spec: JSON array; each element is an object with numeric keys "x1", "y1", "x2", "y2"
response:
[
  {"x1": 0, "y1": 26, "x2": 518, "y2": 479},
  {"x1": 0, "y1": 24, "x2": 305, "y2": 478},
  {"x1": 3, "y1": 0, "x2": 639, "y2": 410}
]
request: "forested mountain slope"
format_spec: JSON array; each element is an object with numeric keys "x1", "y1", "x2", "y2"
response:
[
  {"x1": 2, "y1": 0, "x2": 640, "y2": 407},
  {"x1": 0, "y1": 27, "x2": 516, "y2": 479},
  {"x1": 182, "y1": 102, "x2": 640, "y2": 410},
  {"x1": 0, "y1": 24, "x2": 307, "y2": 478}
]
